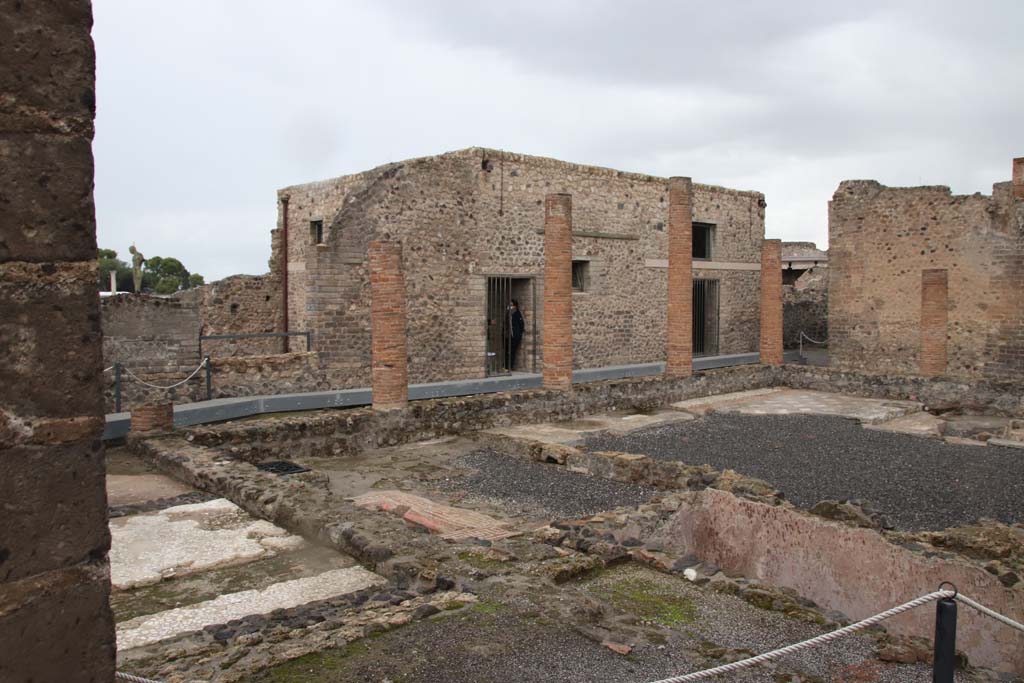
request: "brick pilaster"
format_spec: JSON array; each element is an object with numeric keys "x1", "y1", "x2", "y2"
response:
[
  {"x1": 1013, "y1": 157, "x2": 1024, "y2": 200},
  {"x1": 369, "y1": 240, "x2": 408, "y2": 409},
  {"x1": 920, "y1": 269, "x2": 949, "y2": 377},
  {"x1": 759, "y1": 239, "x2": 784, "y2": 365},
  {"x1": 543, "y1": 194, "x2": 573, "y2": 391},
  {"x1": 666, "y1": 177, "x2": 694, "y2": 377},
  {"x1": 131, "y1": 402, "x2": 174, "y2": 433}
]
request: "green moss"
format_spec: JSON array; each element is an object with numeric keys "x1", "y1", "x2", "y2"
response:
[
  {"x1": 472, "y1": 600, "x2": 503, "y2": 615},
  {"x1": 590, "y1": 576, "x2": 696, "y2": 627},
  {"x1": 456, "y1": 551, "x2": 510, "y2": 573},
  {"x1": 261, "y1": 641, "x2": 369, "y2": 682}
]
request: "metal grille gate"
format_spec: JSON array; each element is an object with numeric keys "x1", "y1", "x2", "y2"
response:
[
  {"x1": 693, "y1": 278, "x2": 720, "y2": 357},
  {"x1": 485, "y1": 276, "x2": 536, "y2": 376}
]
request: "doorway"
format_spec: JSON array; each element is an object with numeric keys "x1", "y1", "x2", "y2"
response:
[
  {"x1": 693, "y1": 278, "x2": 720, "y2": 357},
  {"x1": 485, "y1": 276, "x2": 536, "y2": 376}
]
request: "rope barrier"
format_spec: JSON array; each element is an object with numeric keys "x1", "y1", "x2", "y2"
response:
[
  {"x1": 645, "y1": 590, "x2": 1023, "y2": 683},
  {"x1": 115, "y1": 672, "x2": 166, "y2": 683},
  {"x1": 119, "y1": 358, "x2": 207, "y2": 390},
  {"x1": 800, "y1": 331, "x2": 828, "y2": 345}
]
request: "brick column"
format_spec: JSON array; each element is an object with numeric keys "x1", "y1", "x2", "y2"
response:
[
  {"x1": 666, "y1": 177, "x2": 694, "y2": 377},
  {"x1": 369, "y1": 240, "x2": 408, "y2": 410},
  {"x1": 0, "y1": 3, "x2": 116, "y2": 682},
  {"x1": 1013, "y1": 157, "x2": 1024, "y2": 200},
  {"x1": 920, "y1": 269, "x2": 949, "y2": 377},
  {"x1": 131, "y1": 403, "x2": 174, "y2": 433},
  {"x1": 543, "y1": 194, "x2": 574, "y2": 391},
  {"x1": 759, "y1": 239, "x2": 784, "y2": 365}
]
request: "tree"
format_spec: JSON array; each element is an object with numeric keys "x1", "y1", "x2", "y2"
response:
[
  {"x1": 98, "y1": 249, "x2": 133, "y2": 291},
  {"x1": 97, "y1": 248, "x2": 206, "y2": 293}
]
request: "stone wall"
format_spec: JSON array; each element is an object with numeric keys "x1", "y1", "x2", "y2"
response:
[
  {"x1": 174, "y1": 271, "x2": 283, "y2": 357},
  {"x1": 276, "y1": 148, "x2": 766, "y2": 388},
  {"x1": 186, "y1": 364, "x2": 777, "y2": 460},
  {"x1": 0, "y1": 2, "x2": 116, "y2": 680},
  {"x1": 828, "y1": 176, "x2": 1024, "y2": 380}
]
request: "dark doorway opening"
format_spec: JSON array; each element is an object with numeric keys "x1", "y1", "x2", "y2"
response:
[
  {"x1": 486, "y1": 276, "x2": 536, "y2": 376},
  {"x1": 693, "y1": 278, "x2": 720, "y2": 356}
]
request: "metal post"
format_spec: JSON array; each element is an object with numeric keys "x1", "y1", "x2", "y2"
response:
[
  {"x1": 204, "y1": 356, "x2": 212, "y2": 401},
  {"x1": 932, "y1": 597, "x2": 957, "y2": 683},
  {"x1": 114, "y1": 363, "x2": 122, "y2": 413}
]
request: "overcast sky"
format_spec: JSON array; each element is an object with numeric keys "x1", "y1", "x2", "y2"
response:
[{"x1": 93, "y1": 1, "x2": 1024, "y2": 281}]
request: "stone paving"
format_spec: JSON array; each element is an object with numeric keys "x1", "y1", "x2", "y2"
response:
[
  {"x1": 688, "y1": 388, "x2": 922, "y2": 423},
  {"x1": 109, "y1": 498, "x2": 307, "y2": 589},
  {"x1": 117, "y1": 566, "x2": 386, "y2": 650},
  {"x1": 483, "y1": 409, "x2": 693, "y2": 445}
]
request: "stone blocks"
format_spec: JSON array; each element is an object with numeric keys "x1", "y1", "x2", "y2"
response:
[
  {"x1": 369, "y1": 240, "x2": 408, "y2": 409},
  {"x1": 0, "y1": 2, "x2": 115, "y2": 680},
  {"x1": 759, "y1": 239, "x2": 783, "y2": 365},
  {"x1": 543, "y1": 194, "x2": 573, "y2": 391},
  {"x1": 666, "y1": 177, "x2": 693, "y2": 377}
]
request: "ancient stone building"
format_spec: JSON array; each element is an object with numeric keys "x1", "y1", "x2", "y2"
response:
[
  {"x1": 828, "y1": 161, "x2": 1024, "y2": 380},
  {"x1": 781, "y1": 242, "x2": 828, "y2": 348},
  {"x1": 0, "y1": 2, "x2": 117, "y2": 681},
  {"x1": 275, "y1": 148, "x2": 767, "y2": 388}
]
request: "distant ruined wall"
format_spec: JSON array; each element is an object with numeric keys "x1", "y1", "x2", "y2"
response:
[
  {"x1": 828, "y1": 176, "x2": 1024, "y2": 380},
  {"x1": 0, "y1": 2, "x2": 117, "y2": 681},
  {"x1": 275, "y1": 149, "x2": 766, "y2": 388},
  {"x1": 174, "y1": 271, "x2": 283, "y2": 357},
  {"x1": 783, "y1": 268, "x2": 828, "y2": 348}
]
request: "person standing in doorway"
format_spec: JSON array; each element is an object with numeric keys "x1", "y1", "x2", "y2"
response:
[{"x1": 508, "y1": 299, "x2": 525, "y2": 371}]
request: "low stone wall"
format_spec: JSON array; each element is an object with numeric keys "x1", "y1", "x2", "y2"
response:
[
  {"x1": 186, "y1": 364, "x2": 777, "y2": 459},
  {"x1": 210, "y1": 352, "x2": 328, "y2": 399},
  {"x1": 657, "y1": 488, "x2": 1024, "y2": 673},
  {"x1": 780, "y1": 365, "x2": 1024, "y2": 416},
  {"x1": 105, "y1": 352, "x2": 329, "y2": 413}
]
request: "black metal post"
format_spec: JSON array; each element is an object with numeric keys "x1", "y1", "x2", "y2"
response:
[
  {"x1": 932, "y1": 598, "x2": 957, "y2": 683},
  {"x1": 114, "y1": 363, "x2": 122, "y2": 413},
  {"x1": 204, "y1": 356, "x2": 212, "y2": 401}
]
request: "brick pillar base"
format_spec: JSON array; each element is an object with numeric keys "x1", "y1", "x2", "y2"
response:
[
  {"x1": 666, "y1": 177, "x2": 693, "y2": 377},
  {"x1": 131, "y1": 402, "x2": 174, "y2": 433},
  {"x1": 543, "y1": 194, "x2": 573, "y2": 391},
  {"x1": 920, "y1": 269, "x2": 949, "y2": 377},
  {"x1": 759, "y1": 239, "x2": 784, "y2": 366},
  {"x1": 369, "y1": 240, "x2": 408, "y2": 410}
]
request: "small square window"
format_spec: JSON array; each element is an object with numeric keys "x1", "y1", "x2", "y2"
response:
[
  {"x1": 572, "y1": 260, "x2": 589, "y2": 292},
  {"x1": 693, "y1": 222, "x2": 714, "y2": 260},
  {"x1": 310, "y1": 219, "x2": 324, "y2": 245}
]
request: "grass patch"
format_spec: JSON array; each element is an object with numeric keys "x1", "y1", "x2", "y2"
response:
[
  {"x1": 259, "y1": 640, "x2": 369, "y2": 682},
  {"x1": 457, "y1": 551, "x2": 511, "y2": 573},
  {"x1": 589, "y1": 574, "x2": 696, "y2": 627}
]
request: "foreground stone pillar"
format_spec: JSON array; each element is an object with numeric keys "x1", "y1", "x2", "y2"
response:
[
  {"x1": 666, "y1": 177, "x2": 694, "y2": 377},
  {"x1": 920, "y1": 269, "x2": 949, "y2": 377},
  {"x1": 543, "y1": 194, "x2": 574, "y2": 391},
  {"x1": 0, "y1": 2, "x2": 117, "y2": 681},
  {"x1": 369, "y1": 240, "x2": 408, "y2": 410},
  {"x1": 131, "y1": 402, "x2": 174, "y2": 433},
  {"x1": 759, "y1": 239, "x2": 784, "y2": 365},
  {"x1": 1014, "y1": 157, "x2": 1024, "y2": 200}
]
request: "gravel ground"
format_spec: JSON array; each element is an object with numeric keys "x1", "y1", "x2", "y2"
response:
[
  {"x1": 434, "y1": 449, "x2": 658, "y2": 518},
  {"x1": 582, "y1": 413, "x2": 1024, "y2": 531},
  {"x1": 252, "y1": 566, "x2": 971, "y2": 683}
]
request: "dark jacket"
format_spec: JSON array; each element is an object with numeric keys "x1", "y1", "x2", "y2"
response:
[{"x1": 510, "y1": 309, "x2": 525, "y2": 340}]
